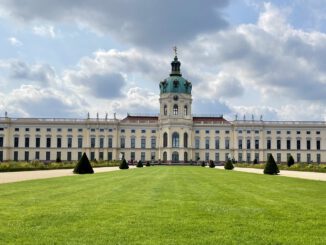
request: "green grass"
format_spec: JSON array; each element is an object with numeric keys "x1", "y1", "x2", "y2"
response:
[
  {"x1": 234, "y1": 163, "x2": 326, "y2": 173},
  {"x1": 0, "y1": 167, "x2": 325, "y2": 245}
]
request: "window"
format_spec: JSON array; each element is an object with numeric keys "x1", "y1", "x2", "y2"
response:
[
  {"x1": 276, "y1": 131, "x2": 281, "y2": 135},
  {"x1": 205, "y1": 130, "x2": 209, "y2": 134},
  {"x1": 141, "y1": 129, "x2": 146, "y2": 133},
  {"x1": 172, "y1": 132, "x2": 179, "y2": 148},
  {"x1": 35, "y1": 151, "x2": 40, "y2": 160},
  {"x1": 78, "y1": 152, "x2": 82, "y2": 160},
  {"x1": 68, "y1": 128, "x2": 72, "y2": 132},
  {"x1": 91, "y1": 137, "x2": 96, "y2": 148},
  {"x1": 151, "y1": 137, "x2": 156, "y2": 149},
  {"x1": 238, "y1": 139, "x2": 242, "y2": 150},
  {"x1": 46, "y1": 138, "x2": 51, "y2": 148},
  {"x1": 205, "y1": 138, "x2": 210, "y2": 149},
  {"x1": 317, "y1": 154, "x2": 321, "y2": 164},
  {"x1": 317, "y1": 140, "x2": 321, "y2": 150},
  {"x1": 15, "y1": 128, "x2": 19, "y2": 132},
  {"x1": 287, "y1": 140, "x2": 291, "y2": 150},
  {"x1": 267, "y1": 130, "x2": 271, "y2": 134},
  {"x1": 151, "y1": 130, "x2": 156, "y2": 133},
  {"x1": 246, "y1": 153, "x2": 251, "y2": 163},
  {"x1": 297, "y1": 131, "x2": 301, "y2": 135},
  {"x1": 14, "y1": 151, "x2": 18, "y2": 161},
  {"x1": 307, "y1": 140, "x2": 311, "y2": 150},
  {"x1": 205, "y1": 152, "x2": 209, "y2": 161},
  {"x1": 184, "y1": 133, "x2": 188, "y2": 148},
  {"x1": 131, "y1": 138, "x2": 135, "y2": 148},
  {"x1": 57, "y1": 138, "x2": 62, "y2": 148},
  {"x1": 0, "y1": 137, "x2": 3, "y2": 147},
  {"x1": 195, "y1": 130, "x2": 200, "y2": 134},
  {"x1": 151, "y1": 152, "x2": 156, "y2": 161},
  {"x1": 246, "y1": 139, "x2": 251, "y2": 149},
  {"x1": 255, "y1": 130, "x2": 259, "y2": 134},
  {"x1": 255, "y1": 153, "x2": 259, "y2": 163},
  {"x1": 36, "y1": 128, "x2": 40, "y2": 132},
  {"x1": 46, "y1": 151, "x2": 50, "y2": 161},
  {"x1": 120, "y1": 137, "x2": 125, "y2": 148},
  {"x1": 25, "y1": 151, "x2": 29, "y2": 161},
  {"x1": 195, "y1": 138, "x2": 200, "y2": 149},
  {"x1": 267, "y1": 139, "x2": 271, "y2": 150},
  {"x1": 78, "y1": 137, "x2": 83, "y2": 148},
  {"x1": 195, "y1": 152, "x2": 200, "y2": 161},
  {"x1": 238, "y1": 130, "x2": 243, "y2": 134},
  {"x1": 56, "y1": 152, "x2": 61, "y2": 161},
  {"x1": 47, "y1": 128, "x2": 51, "y2": 132},
  {"x1": 316, "y1": 131, "x2": 320, "y2": 135},
  {"x1": 163, "y1": 105, "x2": 168, "y2": 115},
  {"x1": 287, "y1": 131, "x2": 291, "y2": 135},
  {"x1": 67, "y1": 137, "x2": 72, "y2": 148},
  {"x1": 307, "y1": 131, "x2": 311, "y2": 135},
  {"x1": 14, "y1": 137, "x2": 19, "y2": 147},
  {"x1": 0, "y1": 128, "x2": 3, "y2": 131},
  {"x1": 277, "y1": 139, "x2": 281, "y2": 150},
  {"x1": 297, "y1": 140, "x2": 301, "y2": 150},
  {"x1": 25, "y1": 137, "x2": 30, "y2": 148},
  {"x1": 163, "y1": 133, "x2": 168, "y2": 147},
  {"x1": 25, "y1": 128, "x2": 30, "y2": 132},
  {"x1": 99, "y1": 152, "x2": 104, "y2": 161},
  {"x1": 255, "y1": 140, "x2": 259, "y2": 150},
  {"x1": 67, "y1": 152, "x2": 72, "y2": 161},
  {"x1": 100, "y1": 138, "x2": 104, "y2": 148},
  {"x1": 225, "y1": 139, "x2": 230, "y2": 149},
  {"x1": 141, "y1": 138, "x2": 146, "y2": 149},
  {"x1": 238, "y1": 153, "x2": 243, "y2": 162},
  {"x1": 130, "y1": 152, "x2": 135, "y2": 161},
  {"x1": 141, "y1": 152, "x2": 145, "y2": 162},
  {"x1": 121, "y1": 129, "x2": 125, "y2": 133},
  {"x1": 307, "y1": 153, "x2": 311, "y2": 163},
  {"x1": 108, "y1": 152, "x2": 112, "y2": 161},
  {"x1": 215, "y1": 139, "x2": 220, "y2": 149},
  {"x1": 78, "y1": 128, "x2": 83, "y2": 132},
  {"x1": 108, "y1": 128, "x2": 113, "y2": 132},
  {"x1": 108, "y1": 138, "x2": 112, "y2": 148},
  {"x1": 184, "y1": 105, "x2": 188, "y2": 116},
  {"x1": 99, "y1": 128, "x2": 104, "y2": 132},
  {"x1": 215, "y1": 130, "x2": 220, "y2": 134},
  {"x1": 57, "y1": 128, "x2": 62, "y2": 132},
  {"x1": 90, "y1": 152, "x2": 95, "y2": 161},
  {"x1": 36, "y1": 137, "x2": 40, "y2": 148},
  {"x1": 247, "y1": 130, "x2": 251, "y2": 134},
  {"x1": 90, "y1": 128, "x2": 96, "y2": 132},
  {"x1": 277, "y1": 153, "x2": 281, "y2": 163},
  {"x1": 225, "y1": 131, "x2": 230, "y2": 134},
  {"x1": 173, "y1": 104, "x2": 178, "y2": 115}
]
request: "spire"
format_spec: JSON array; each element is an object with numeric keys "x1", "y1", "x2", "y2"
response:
[{"x1": 170, "y1": 46, "x2": 181, "y2": 76}]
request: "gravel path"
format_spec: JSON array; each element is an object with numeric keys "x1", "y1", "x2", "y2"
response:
[
  {"x1": 216, "y1": 166, "x2": 326, "y2": 181},
  {"x1": 0, "y1": 166, "x2": 136, "y2": 184}
]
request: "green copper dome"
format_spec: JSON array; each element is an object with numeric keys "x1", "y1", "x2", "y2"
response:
[{"x1": 159, "y1": 55, "x2": 192, "y2": 95}]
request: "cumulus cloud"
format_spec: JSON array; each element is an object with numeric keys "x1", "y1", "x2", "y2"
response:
[
  {"x1": 0, "y1": 0, "x2": 230, "y2": 49},
  {"x1": 7, "y1": 37, "x2": 22, "y2": 46}
]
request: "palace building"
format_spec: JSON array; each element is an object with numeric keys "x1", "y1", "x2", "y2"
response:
[{"x1": 0, "y1": 53, "x2": 325, "y2": 164}]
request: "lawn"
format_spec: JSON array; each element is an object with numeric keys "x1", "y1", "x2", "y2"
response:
[{"x1": 0, "y1": 167, "x2": 325, "y2": 245}]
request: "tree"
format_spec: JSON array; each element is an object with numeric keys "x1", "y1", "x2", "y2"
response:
[
  {"x1": 209, "y1": 160, "x2": 215, "y2": 168},
  {"x1": 119, "y1": 158, "x2": 129, "y2": 169},
  {"x1": 73, "y1": 153, "x2": 94, "y2": 174},
  {"x1": 201, "y1": 161, "x2": 206, "y2": 167},
  {"x1": 287, "y1": 155, "x2": 295, "y2": 167},
  {"x1": 146, "y1": 161, "x2": 150, "y2": 167},
  {"x1": 264, "y1": 154, "x2": 279, "y2": 175},
  {"x1": 224, "y1": 158, "x2": 234, "y2": 170},
  {"x1": 137, "y1": 160, "x2": 143, "y2": 168}
]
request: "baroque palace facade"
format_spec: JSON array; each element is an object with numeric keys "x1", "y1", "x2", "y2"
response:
[{"x1": 0, "y1": 54, "x2": 325, "y2": 164}]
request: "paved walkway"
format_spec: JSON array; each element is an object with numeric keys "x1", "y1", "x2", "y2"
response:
[
  {"x1": 216, "y1": 166, "x2": 326, "y2": 181},
  {"x1": 0, "y1": 166, "x2": 136, "y2": 184}
]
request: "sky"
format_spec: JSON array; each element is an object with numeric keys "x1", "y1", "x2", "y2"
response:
[{"x1": 0, "y1": 0, "x2": 326, "y2": 121}]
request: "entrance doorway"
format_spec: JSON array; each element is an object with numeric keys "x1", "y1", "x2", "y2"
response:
[{"x1": 172, "y1": 151, "x2": 179, "y2": 163}]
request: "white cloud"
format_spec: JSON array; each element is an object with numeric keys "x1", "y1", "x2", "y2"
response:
[
  {"x1": 7, "y1": 37, "x2": 22, "y2": 46},
  {"x1": 32, "y1": 25, "x2": 56, "y2": 38}
]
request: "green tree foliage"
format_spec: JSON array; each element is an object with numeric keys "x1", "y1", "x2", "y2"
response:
[
  {"x1": 287, "y1": 155, "x2": 295, "y2": 167},
  {"x1": 201, "y1": 161, "x2": 206, "y2": 167},
  {"x1": 209, "y1": 160, "x2": 215, "y2": 168},
  {"x1": 264, "y1": 154, "x2": 280, "y2": 175},
  {"x1": 119, "y1": 158, "x2": 129, "y2": 169},
  {"x1": 224, "y1": 158, "x2": 234, "y2": 170},
  {"x1": 73, "y1": 153, "x2": 94, "y2": 174},
  {"x1": 137, "y1": 160, "x2": 143, "y2": 168}
]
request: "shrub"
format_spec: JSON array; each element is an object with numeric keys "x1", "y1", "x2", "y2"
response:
[
  {"x1": 73, "y1": 153, "x2": 94, "y2": 174},
  {"x1": 224, "y1": 158, "x2": 234, "y2": 170},
  {"x1": 119, "y1": 158, "x2": 129, "y2": 169},
  {"x1": 209, "y1": 160, "x2": 215, "y2": 168},
  {"x1": 287, "y1": 155, "x2": 295, "y2": 167},
  {"x1": 253, "y1": 158, "x2": 258, "y2": 164},
  {"x1": 136, "y1": 160, "x2": 143, "y2": 168},
  {"x1": 264, "y1": 154, "x2": 279, "y2": 175},
  {"x1": 201, "y1": 161, "x2": 206, "y2": 167},
  {"x1": 56, "y1": 157, "x2": 62, "y2": 163},
  {"x1": 146, "y1": 161, "x2": 150, "y2": 167}
]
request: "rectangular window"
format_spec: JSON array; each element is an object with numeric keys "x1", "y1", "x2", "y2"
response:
[
  {"x1": 276, "y1": 131, "x2": 281, "y2": 135},
  {"x1": 100, "y1": 138, "x2": 104, "y2": 148},
  {"x1": 25, "y1": 137, "x2": 30, "y2": 148},
  {"x1": 247, "y1": 130, "x2": 251, "y2": 134},
  {"x1": 246, "y1": 139, "x2": 251, "y2": 149},
  {"x1": 121, "y1": 129, "x2": 125, "y2": 133},
  {"x1": 15, "y1": 128, "x2": 19, "y2": 132},
  {"x1": 267, "y1": 130, "x2": 271, "y2": 134},
  {"x1": 14, "y1": 137, "x2": 19, "y2": 147},
  {"x1": 195, "y1": 138, "x2": 200, "y2": 149},
  {"x1": 215, "y1": 139, "x2": 220, "y2": 149},
  {"x1": 317, "y1": 154, "x2": 321, "y2": 164},
  {"x1": 78, "y1": 128, "x2": 83, "y2": 132},
  {"x1": 78, "y1": 138, "x2": 83, "y2": 148},
  {"x1": 108, "y1": 128, "x2": 113, "y2": 132},
  {"x1": 14, "y1": 151, "x2": 18, "y2": 161},
  {"x1": 277, "y1": 153, "x2": 281, "y2": 163},
  {"x1": 141, "y1": 138, "x2": 146, "y2": 149},
  {"x1": 0, "y1": 128, "x2": 3, "y2": 131},
  {"x1": 297, "y1": 153, "x2": 301, "y2": 163},
  {"x1": 78, "y1": 152, "x2": 82, "y2": 161},
  {"x1": 277, "y1": 139, "x2": 281, "y2": 150},
  {"x1": 57, "y1": 128, "x2": 62, "y2": 132},
  {"x1": 307, "y1": 153, "x2": 311, "y2": 163},
  {"x1": 205, "y1": 130, "x2": 209, "y2": 134},
  {"x1": 46, "y1": 151, "x2": 51, "y2": 161},
  {"x1": 225, "y1": 130, "x2": 230, "y2": 134},
  {"x1": 141, "y1": 129, "x2": 146, "y2": 133},
  {"x1": 317, "y1": 140, "x2": 320, "y2": 150},
  {"x1": 287, "y1": 140, "x2": 291, "y2": 150},
  {"x1": 297, "y1": 131, "x2": 301, "y2": 135},
  {"x1": 316, "y1": 131, "x2": 320, "y2": 135},
  {"x1": 36, "y1": 137, "x2": 40, "y2": 148},
  {"x1": 131, "y1": 129, "x2": 136, "y2": 133},
  {"x1": 25, "y1": 128, "x2": 30, "y2": 132},
  {"x1": 195, "y1": 130, "x2": 200, "y2": 134},
  {"x1": 255, "y1": 153, "x2": 259, "y2": 163},
  {"x1": 56, "y1": 152, "x2": 61, "y2": 161},
  {"x1": 46, "y1": 138, "x2": 51, "y2": 148},
  {"x1": 205, "y1": 152, "x2": 209, "y2": 161},
  {"x1": 225, "y1": 139, "x2": 230, "y2": 149},
  {"x1": 238, "y1": 139, "x2": 242, "y2": 150},
  {"x1": 246, "y1": 153, "x2": 251, "y2": 163},
  {"x1": 91, "y1": 137, "x2": 96, "y2": 148},
  {"x1": 36, "y1": 128, "x2": 40, "y2": 132},
  {"x1": 205, "y1": 139, "x2": 210, "y2": 149},
  {"x1": 90, "y1": 128, "x2": 96, "y2": 132},
  {"x1": 120, "y1": 137, "x2": 125, "y2": 148},
  {"x1": 99, "y1": 152, "x2": 104, "y2": 161},
  {"x1": 47, "y1": 128, "x2": 51, "y2": 132},
  {"x1": 141, "y1": 152, "x2": 145, "y2": 162},
  {"x1": 267, "y1": 139, "x2": 271, "y2": 150},
  {"x1": 151, "y1": 137, "x2": 156, "y2": 149},
  {"x1": 0, "y1": 137, "x2": 3, "y2": 147},
  {"x1": 67, "y1": 152, "x2": 72, "y2": 161},
  {"x1": 57, "y1": 138, "x2": 62, "y2": 148},
  {"x1": 287, "y1": 131, "x2": 291, "y2": 135},
  {"x1": 131, "y1": 152, "x2": 135, "y2": 161},
  {"x1": 131, "y1": 138, "x2": 135, "y2": 148},
  {"x1": 238, "y1": 153, "x2": 242, "y2": 162},
  {"x1": 99, "y1": 128, "x2": 104, "y2": 132},
  {"x1": 225, "y1": 153, "x2": 229, "y2": 161},
  {"x1": 151, "y1": 130, "x2": 156, "y2": 134},
  {"x1": 108, "y1": 138, "x2": 113, "y2": 148},
  {"x1": 255, "y1": 130, "x2": 259, "y2": 134},
  {"x1": 307, "y1": 140, "x2": 311, "y2": 150},
  {"x1": 67, "y1": 137, "x2": 72, "y2": 148},
  {"x1": 238, "y1": 130, "x2": 242, "y2": 134},
  {"x1": 297, "y1": 140, "x2": 301, "y2": 150},
  {"x1": 90, "y1": 152, "x2": 95, "y2": 161},
  {"x1": 195, "y1": 152, "x2": 200, "y2": 161},
  {"x1": 68, "y1": 128, "x2": 72, "y2": 132},
  {"x1": 24, "y1": 151, "x2": 29, "y2": 161},
  {"x1": 108, "y1": 152, "x2": 112, "y2": 161},
  {"x1": 215, "y1": 130, "x2": 220, "y2": 134},
  {"x1": 255, "y1": 140, "x2": 259, "y2": 150},
  {"x1": 306, "y1": 131, "x2": 311, "y2": 135},
  {"x1": 35, "y1": 151, "x2": 40, "y2": 160},
  {"x1": 151, "y1": 152, "x2": 155, "y2": 161}
]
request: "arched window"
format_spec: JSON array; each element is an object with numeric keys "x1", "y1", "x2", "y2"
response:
[
  {"x1": 163, "y1": 132, "x2": 168, "y2": 147},
  {"x1": 163, "y1": 151, "x2": 167, "y2": 162},
  {"x1": 184, "y1": 152, "x2": 188, "y2": 163},
  {"x1": 164, "y1": 105, "x2": 167, "y2": 116},
  {"x1": 172, "y1": 132, "x2": 179, "y2": 148},
  {"x1": 173, "y1": 104, "x2": 178, "y2": 115},
  {"x1": 184, "y1": 105, "x2": 188, "y2": 116},
  {"x1": 184, "y1": 132, "x2": 188, "y2": 148}
]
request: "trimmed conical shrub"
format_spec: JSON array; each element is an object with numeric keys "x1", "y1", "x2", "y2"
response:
[
  {"x1": 287, "y1": 155, "x2": 295, "y2": 167},
  {"x1": 137, "y1": 160, "x2": 143, "y2": 168},
  {"x1": 146, "y1": 161, "x2": 150, "y2": 167},
  {"x1": 224, "y1": 158, "x2": 234, "y2": 170},
  {"x1": 119, "y1": 158, "x2": 129, "y2": 169},
  {"x1": 73, "y1": 153, "x2": 94, "y2": 174},
  {"x1": 264, "y1": 154, "x2": 279, "y2": 175},
  {"x1": 209, "y1": 160, "x2": 215, "y2": 168},
  {"x1": 201, "y1": 161, "x2": 206, "y2": 167}
]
